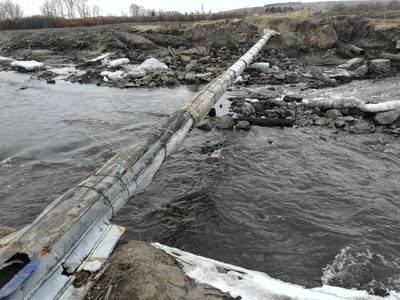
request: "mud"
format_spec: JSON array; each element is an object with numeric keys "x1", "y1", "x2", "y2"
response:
[{"x1": 85, "y1": 241, "x2": 235, "y2": 300}]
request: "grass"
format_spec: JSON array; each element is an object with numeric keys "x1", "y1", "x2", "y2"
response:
[
  {"x1": 376, "y1": 19, "x2": 400, "y2": 30},
  {"x1": 132, "y1": 24, "x2": 165, "y2": 32},
  {"x1": 247, "y1": 10, "x2": 313, "y2": 31}
]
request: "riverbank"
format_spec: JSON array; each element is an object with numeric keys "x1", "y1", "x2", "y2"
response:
[{"x1": 0, "y1": 11, "x2": 400, "y2": 89}]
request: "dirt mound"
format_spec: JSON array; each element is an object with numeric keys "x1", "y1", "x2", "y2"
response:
[{"x1": 86, "y1": 241, "x2": 235, "y2": 300}]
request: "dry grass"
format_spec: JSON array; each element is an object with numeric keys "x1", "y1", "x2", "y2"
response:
[
  {"x1": 132, "y1": 24, "x2": 164, "y2": 32},
  {"x1": 247, "y1": 10, "x2": 313, "y2": 30},
  {"x1": 376, "y1": 19, "x2": 400, "y2": 30}
]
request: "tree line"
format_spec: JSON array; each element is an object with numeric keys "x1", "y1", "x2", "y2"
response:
[
  {"x1": 332, "y1": 0, "x2": 400, "y2": 12},
  {"x1": 0, "y1": 0, "x2": 22, "y2": 20}
]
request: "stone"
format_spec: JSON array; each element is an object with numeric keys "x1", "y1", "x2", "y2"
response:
[
  {"x1": 195, "y1": 73, "x2": 212, "y2": 82},
  {"x1": 334, "y1": 119, "x2": 346, "y2": 128},
  {"x1": 217, "y1": 115, "x2": 234, "y2": 129},
  {"x1": 374, "y1": 110, "x2": 400, "y2": 125},
  {"x1": 271, "y1": 65, "x2": 280, "y2": 72},
  {"x1": 248, "y1": 62, "x2": 270, "y2": 73},
  {"x1": 198, "y1": 56, "x2": 211, "y2": 64},
  {"x1": 149, "y1": 81, "x2": 157, "y2": 88},
  {"x1": 234, "y1": 121, "x2": 251, "y2": 131},
  {"x1": 197, "y1": 119, "x2": 214, "y2": 131},
  {"x1": 355, "y1": 64, "x2": 368, "y2": 77},
  {"x1": 273, "y1": 74, "x2": 286, "y2": 80},
  {"x1": 184, "y1": 72, "x2": 196, "y2": 83},
  {"x1": 391, "y1": 127, "x2": 400, "y2": 134},
  {"x1": 46, "y1": 79, "x2": 56, "y2": 84},
  {"x1": 369, "y1": 59, "x2": 390, "y2": 74},
  {"x1": 275, "y1": 106, "x2": 288, "y2": 118},
  {"x1": 350, "y1": 120, "x2": 375, "y2": 134},
  {"x1": 185, "y1": 61, "x2": 200, "y2": 72},
  {"x1": 180, "y1": 55, "x2": 191, "y2": 63},
  {"x1": 283, "y1": 94, "x2": 303, "y2": 103},
  {"x1": 326, "y1": 109, "x2": 343, "y2": 119},
  {"x1": 241, "y1": 103, "x2": 255, "y2": 116},
  {"x1": 341, "y1": 116, "x2": 356, "y2": 123},
  {"x1": 124, "y1": 83, "x2": 137, "y2": 88},
  {"x1": 253, "y1": 102, "x2": 263, "y2": 113},
  {"x1": 314, "y1": 117, "x2": 328, "y2": 126}
]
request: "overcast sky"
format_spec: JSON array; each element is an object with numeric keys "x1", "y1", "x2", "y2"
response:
[{"x1": 14, "y1": 0, "x2": 302, "y2": 16}]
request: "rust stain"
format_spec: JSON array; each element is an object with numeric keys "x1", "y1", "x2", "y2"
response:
[
  {"x1": 39, "y1": 245, "x2": 54, "y2": 256},
  {"x1": 86, "y1": 256, "x2": 106, "y2": 262}
]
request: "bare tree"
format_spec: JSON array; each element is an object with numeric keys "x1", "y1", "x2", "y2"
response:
[
  {"x1": 92, "y1": 4, "x2": 100, "y2": 17},
  {"x1": 62, "y1": 0, "x2": 75, "y2": 18},
  {"x1": 129, "y1": 4, "x2": 148, "y2": 16},
  {"x1": 40, "y1": 0, "x2": 66, "y2": 18},
  {"x1": 0, "y1": 0, "x2": 23, "y2": 19},
  {"x1": 76, "y1": 0, "x2": 90, "y2": 18}
]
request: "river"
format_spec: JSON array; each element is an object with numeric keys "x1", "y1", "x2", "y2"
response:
[{"x1": 1, "y1": 72, "x2": 400, "y2": 295}]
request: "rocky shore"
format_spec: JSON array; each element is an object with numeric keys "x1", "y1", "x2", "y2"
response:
[{"x1": 1, "y1": 13, "x2": 400, "y2": 135}]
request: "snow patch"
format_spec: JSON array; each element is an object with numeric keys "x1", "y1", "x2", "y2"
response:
[
  {"x1": 106, "y1": 70, "x2": 125, "y2": 81},
  {"x1": 87, "y1": 53, "x2": 113, "y2": 62},
  {"x1": 361, "y1": 101, "x2": 400, "y2": 113},
  {"x1": 108, "y1": 58, "x2": 130, "y2": 68},
  {"x1": 153, "y1": 243, "x2": 400, "y2": 300},
  {"x1": 140, "y1": 58, "x2": 168, "y2": 72},
  {"x1": 10, "y1": 60, "x2": 45, "y2": 71},
  {"x1": 124, "y1": 65, "x2": 146, "y2": 78}
]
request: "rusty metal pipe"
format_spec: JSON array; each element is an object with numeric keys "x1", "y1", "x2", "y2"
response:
[{"x1": 350, "y1": 44, "x2": 365, "y2": 56}]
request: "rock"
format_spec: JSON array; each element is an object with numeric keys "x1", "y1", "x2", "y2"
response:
[
  {"x1": 355, "y1": 64, "x2": 368, "y2": 77},
  {"x1": 217, "y1": 115, "x2": 234, "y2": 129},
  {"x1": 374, "y1": 110, "x2": 400, "y2": 125},
  {"x1": 350, "y1": 120, "x2": 376, "y2": 134},
  {"x1": 298, "y1": 119, "x2": 314, "y2": 127},
  {"x1": 326, "y1": 109, "x2": 343, "y2": 119},
  {"x1": 185, "y1": 61, "x2": 200, "y2": 72},
  {"x1": 46, "y1": 79, "x2": 56, "y2": 84},
  {"x1": 180, "y1": 55, "x2": 191, "y2": 63},
  {"x1": 276, "y1": 106, "x2": 288, "y2": 118},
  {"x1": 198, "y1": 56, "x2": 211, "y2": 64},
  {"x1": 271, "y1": 65, "x2": 280, "y2": 72},
  {"x1": 253, "y1": 102, "x2": 263, "y2": 113},
  {"x1": 342, "y1": 116, "x2": 356, "y2": 123},
  {"x1": 334, "y1": 119, "x2": 346, "y2": 128},
  {"x1": 124, "y1": 83, "x2": 137, "y2": 88},
  {"x1": 273, "y1": 74, "x2": 286, "y2": 81},
  {"x1": 391, "y1": 127, "x2": 400, "y2": 134},
  {"x1": 248, "y1": 62, "x2": 270, "y2": 73},
  {"x1": 234, "y1": 121, "x2": 251, "y2": 131},
  {"x1": 184, "y1": 72, "x2": 196, "y2": 83},
  {"x1": 339, "y1": 57, "x2": 364, "y2": 70},
  {"x1": 370, "y1": 59, "x2": 390, "y2": 74},
  {"x1": 283, "y1": 94, "x2": 303, "y2": 103},
  {"x1": 241, "y1": 103, "x2": 255, "y2": 116},
  {"x1": 195, "y1": 73, "x2": 212, "y2": 82},
  {"x1": 314, "y1": 117, "x2": 328, "y2": 126},
  {"x1": 149, "y1": 81, "x2": 157, "y2": 88},
  {"x1": 197, "y1": 119, "x2": 214, "y2": 131}
]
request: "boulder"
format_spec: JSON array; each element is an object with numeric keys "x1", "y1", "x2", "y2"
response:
[
  {"x1": 314, "y1": 117, "x2": 328, "y2": 126},
  {"x1": 197, "y1": 119, "x2": 214, "y2": 131},
  {"x1": 374, "y1": 110, "x2": 400, "y2": 125},
  {"x1": 369, "y1": 59, "x2": 390, "y2": 74},
  {"x1": 350, "y1": 120, "x2": 376, "y2": 134},
  {"x1": 234, "y1": 121, "x2": 251, "y2": 131},
  {"x1": 355, "y1": 65, "x2": 368, "y2": 77},
  {"x1": 326, "y1": 109, "x2": 343, "y2": 119},
  {"x1": 342, "y1": 116, "x2": 356, "y2": 123},
  {"x1": 185, "y1": 61, "x2": 200, "y2": 72},
  {"x1": 149, "y1": 81, "x2": 157, "y2": 88},
  {"x1": 46, "y1": 79, "x2": 56, "y2": 84},
  {"x1": 184, "y1": 72, "x2": 196, "y2": 83},
  {"x1": 283, "y1": 94, "x2": 303, "y2": 103},
  {"x1": 248, "y1": 62, "x2": 270, "y2": 73},
  {"x1": 217, "y1": 115, "x2": 234, "y2": 129},
  {"x1": 241, "y1": 103, "x2": 255, "y2": 116},
  {"x1": 195, "y1": 73, "x2": 212, "y2": 82},
  {"x1": 334, "y1": 119, "x2": 346, "y2": 128}
]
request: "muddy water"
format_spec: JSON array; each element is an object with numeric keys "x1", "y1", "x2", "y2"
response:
[{"x1": 1, "y1": 72, "x2": 400, "y2": 293}]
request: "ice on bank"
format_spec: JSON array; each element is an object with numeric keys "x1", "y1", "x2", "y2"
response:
[
  {"x1": 154, "y1": 243, "x2": 400, "y2": 300},
  {"x1": 101, "y1": 70, "x2": 125, "y2": 81},
  {"x1": 140, "y1": 58, "x2": 168, "y2": 72},
  {"x1": 87, "y1": 52, "x2": 113, "y2": 62},
  {"x1": 0, "y1": 56, "x2": 14, "y2": 65},
  {"x1": 108, "y1": 58, "x2": 130, "y2": 68},
  {"x1": 10, "y1": 60, "x2": 45, "y2": 71}
]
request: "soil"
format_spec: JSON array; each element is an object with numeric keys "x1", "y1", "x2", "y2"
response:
[{"x1": 85, "y1": 241, "x2": 236, "y2": 300}]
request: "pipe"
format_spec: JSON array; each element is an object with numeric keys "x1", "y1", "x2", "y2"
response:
[
  {"x1": 0, "y1": 29, "x2": 278, "y2": 299},
  {"x1": 350, "y1": 44, "x2": 365, "y2": 56}
]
